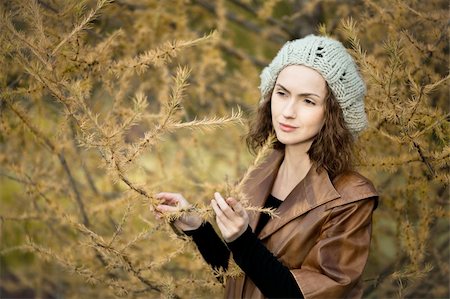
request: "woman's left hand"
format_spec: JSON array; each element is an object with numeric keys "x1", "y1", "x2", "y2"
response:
[{"x1": 211, "y1": 192, "x2": 249, "y2": 243}]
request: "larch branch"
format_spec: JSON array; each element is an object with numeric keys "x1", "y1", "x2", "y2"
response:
[
  {"x1": 192, "y1": 0, "x2": 286, "y2": 45},
  {"x1": 51, "y1": 0, "x2": 111, "y2": 56}
]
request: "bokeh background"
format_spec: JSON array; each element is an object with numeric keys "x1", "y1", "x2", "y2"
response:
[{"x1": 1, "y1": 0, "x2": 448, "y2": 298}]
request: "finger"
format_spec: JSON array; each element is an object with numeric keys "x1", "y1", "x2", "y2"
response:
[
  {"x1": 155, "y1": 192, "x2": 182, "y2": 206},
  {"x1": 214, "y1": 192, "x2": 235, "y2": 219},
  {"x1": 158, "y1": 198, "x2": 177, "y2": 206},
  {"x1": 156, "y1": 192, "x2": 179, "y2": 201},
  {"x1": 211, "y1": 199, "x2": 233, "y2": 226},
  {"x1": 155, "y1": 204, "x2": 180, "y2": 213},
  {"x1": 155, "y1": 193, "x2": 177, "y2": 204},
  {"x1": 154, "y1": 211, "x2": 163, "y2": 219},
  {"x1": 214, "y1": 212, "x2": 231, "y2": 237},
  {"x1": 226, "y1": 197, "x2": 246, "y2": 217}
]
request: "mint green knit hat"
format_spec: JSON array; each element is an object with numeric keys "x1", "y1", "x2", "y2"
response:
[{"x1": 259, "y1": 34, "x2": 368, "y2": 135}]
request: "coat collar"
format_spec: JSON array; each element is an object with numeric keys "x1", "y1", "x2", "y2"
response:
[{"x1": 245, "y1": 149, "x2": 340, "y2": 239}]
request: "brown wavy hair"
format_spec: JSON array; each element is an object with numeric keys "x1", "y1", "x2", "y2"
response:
[{"x1": 246, "y1": 85, "x2": 354, "y2": 179}]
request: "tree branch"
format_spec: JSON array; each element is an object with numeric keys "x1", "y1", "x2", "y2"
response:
[
  {"x1": 228, "y1": 0, "x2": 295, "y2": 38},
  {"x1": 6, "y1": 101, "x2": 90, "y2": 227},
  {"x1": 412, "y1": 141, "x2": 436, "y2": 179},
  {"x1": 192, "y1": 0, "x2": 286, "y2": 45},
  {"x1": 218, "y1": 40, "x2": 267, "y2": 68}
]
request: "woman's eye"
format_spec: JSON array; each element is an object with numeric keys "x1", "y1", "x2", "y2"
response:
[
  {"x1": 304, "y1": 99, "x2": 315, "y2": 105},
  {"x1": 276, "y1": 91, "x2": 286, "y2": 97}
]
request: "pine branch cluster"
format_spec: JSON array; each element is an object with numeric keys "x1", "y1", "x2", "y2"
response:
[{"x1": 0, "y1": 0, "x2": 448, "y2": 298}]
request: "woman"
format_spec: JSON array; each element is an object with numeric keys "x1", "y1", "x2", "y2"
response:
[{"x1": 155, "y1": 35, "x2": 378, "y2": 299}]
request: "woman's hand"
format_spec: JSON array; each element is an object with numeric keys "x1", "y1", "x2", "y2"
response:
[
  {"x1": 211, "y1": 192, "x2": 249, "y2": 243},
  {"x1": 155, "y1": 192, "x2": 202, "y2": 231}
]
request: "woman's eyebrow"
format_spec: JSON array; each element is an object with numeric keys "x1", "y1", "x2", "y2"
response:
[{"x1": 275, "y1": 84, "x2": 321, "y2": 98}]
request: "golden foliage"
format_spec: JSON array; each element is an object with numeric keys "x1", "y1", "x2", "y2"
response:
[{"x1": 0, "y1": 0, "x2": 448, "y2": 298}]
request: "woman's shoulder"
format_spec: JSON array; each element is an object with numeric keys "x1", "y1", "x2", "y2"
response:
[
  {"x1": 332, "y1": 170, "x2": 377, "y2": 196},
  {"x1": 326, "y1": 170, "x2": 378, "y2": 210}
]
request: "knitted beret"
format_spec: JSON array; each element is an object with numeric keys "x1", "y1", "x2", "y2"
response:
[{"x1": 259, "y1": 34, "x2": 368, "y2": 135}]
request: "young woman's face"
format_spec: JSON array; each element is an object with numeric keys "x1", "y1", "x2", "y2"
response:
[{"x1": 271, "y1": 65, "x2": 327, "y2": 148}]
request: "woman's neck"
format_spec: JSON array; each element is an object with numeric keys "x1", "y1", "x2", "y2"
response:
[
  {"x1": 271, "y1": 144, "x2": 312, "y2": 200},
  {"x1": 282, "y1": 143, "x2": 313, "y2": 175}
]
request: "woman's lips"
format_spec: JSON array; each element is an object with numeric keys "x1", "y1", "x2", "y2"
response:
[{"x1": 279, "y1": 122, "x2": 297, "y2": 132}]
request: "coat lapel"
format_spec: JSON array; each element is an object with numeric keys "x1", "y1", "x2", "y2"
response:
[
  {"x1": 243, "y1": 149, "x2": 341, "y2": 240},
  {"x1": 245, "y1": 150, "x2": 284, "y2": 231}
]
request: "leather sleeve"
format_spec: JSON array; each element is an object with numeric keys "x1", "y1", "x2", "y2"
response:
[{"x1": 291, "y1": 197, "x2": 377, "y2": 299}]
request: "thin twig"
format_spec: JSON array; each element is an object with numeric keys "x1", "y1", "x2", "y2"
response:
[{"x1": 192, "y1": 0, "x2": 286, "y2": 45}]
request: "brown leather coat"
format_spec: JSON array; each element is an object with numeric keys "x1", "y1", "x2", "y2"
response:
[{"x1": 224, "y1": 150, "x2": 378, "y2": 299}]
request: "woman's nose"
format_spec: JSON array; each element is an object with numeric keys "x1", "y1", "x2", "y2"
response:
[{"x1": 282, "y1": 99, "x2": 297, "y2": 118}]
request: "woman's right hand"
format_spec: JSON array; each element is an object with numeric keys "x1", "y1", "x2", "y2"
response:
[{"x1": 155, "y1": 192, "x2": 202, "y2": 231}]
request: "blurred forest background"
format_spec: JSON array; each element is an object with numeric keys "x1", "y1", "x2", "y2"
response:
[{"x1": 0, "y1": 0, "x2": 448, "y2": 298}]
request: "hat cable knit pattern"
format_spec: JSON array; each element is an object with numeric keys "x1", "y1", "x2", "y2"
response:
[{"x1": 259, "y1": 34, "x2": 368, "y2": 135}]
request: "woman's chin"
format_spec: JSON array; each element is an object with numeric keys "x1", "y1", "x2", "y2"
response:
[
  {"x1": 275, "y1": 135, "x2": 316, "y2": 148},
  {"x1": 275, "y1": 133, "x2": 302, "y2": 145}
]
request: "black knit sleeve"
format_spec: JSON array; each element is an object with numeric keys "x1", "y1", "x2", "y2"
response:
[
  {"x1": 227, "y1": 226, "x2": 304, "y2": 299},
  {"x1": 184, "y1": 222, "x2": 230, "y2": 272}
]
